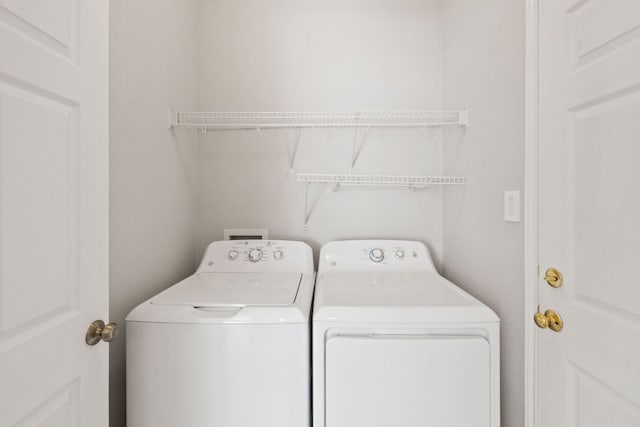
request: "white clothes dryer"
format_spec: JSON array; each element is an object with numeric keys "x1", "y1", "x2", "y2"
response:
[
  {"x1": 312, "y1": 240, "x2": 500, "y2": 427},
  {"x1": 126, "y1": 240, "x2": 315, "y2": 427}
]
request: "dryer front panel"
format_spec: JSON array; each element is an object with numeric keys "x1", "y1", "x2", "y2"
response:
[{"x1": 325, "y1": 334, "x2": 490, "y2": 427}]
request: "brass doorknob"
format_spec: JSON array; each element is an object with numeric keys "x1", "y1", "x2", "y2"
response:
[
  {"x1": 86, "y1": 320, "x2": 118, "y2": 345},
  {"x1": 534, "y1": 306, "x2": 563, "y2": 332},
  {"x1": 544, "y1": 267, "x2": 563, "y2": 288}
]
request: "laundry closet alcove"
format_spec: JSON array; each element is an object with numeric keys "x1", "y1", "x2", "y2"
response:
[{"x1": 109, "y1": 1, "x2": 524, "y2": 426}]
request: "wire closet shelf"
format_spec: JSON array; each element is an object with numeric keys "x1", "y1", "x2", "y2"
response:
[
  {"x1": 169, "y1": 110, "x2": 468, "y2": 130},
  {"x1": 297, "y1": 173, "x2": 467, "y2": 188}
]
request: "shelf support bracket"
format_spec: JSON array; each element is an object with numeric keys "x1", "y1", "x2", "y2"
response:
[
  {"x1": 303, "y1": 182, "x2": 310, "y2": 230},
  {"x1": 168, "y1": 109, "x2": 178, "y2": 129},
  {"x1": 287, "y1": 129, "x2": 302, "y2": 175},
  {"x1": 459, "y1": 109, "x2": 469, "y2": 126},
  {"x1": 302, "y1": 181, "x2": 326, "y2": 230},
  {"x1": 350, "y1": 126, "x2": 370, "y2": 172}
]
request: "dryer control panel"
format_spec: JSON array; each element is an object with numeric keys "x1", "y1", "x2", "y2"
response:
[
  {"x1": 197, "y1": 240, "x2": 314, "y2": 274},
  {"x1": 319, "y1": 240, "x2": 436, "y2": 272}
]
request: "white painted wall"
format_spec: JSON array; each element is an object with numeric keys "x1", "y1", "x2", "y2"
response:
[
  {"x1": 109, "y1": 1, "x2": 198, "y2": 426},
  {"x1": 442, "y1": 2, "x2": 525, "y2": 427},
  {"x1": 195, "y1": 0, "x2": 447, "y2": 264}
]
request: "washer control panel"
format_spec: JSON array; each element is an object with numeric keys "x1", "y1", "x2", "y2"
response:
[
  {"x1": 319, "y1": 240, "x2": 436, "y2": 272},
  {"x1": 224, "y1": 241, "x2": 284, "y2": 263},
  {"x1": 198, "y1": 240, "x2": 314, "y2": 273}
]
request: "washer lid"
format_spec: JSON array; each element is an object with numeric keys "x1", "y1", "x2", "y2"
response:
[{"x1": 151, "y1": 272, "x2": 302, "y2": 307}]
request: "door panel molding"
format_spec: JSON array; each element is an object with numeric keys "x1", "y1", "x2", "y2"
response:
[
  {"x1": 0, "y1": 0, "x2": 79, "y2": 61},
  {"x1": 570, "y1": 362, "x2": 640, "y2": 427},
  {"x1": 14, "y1": 378, "x2": 81, "y2": 427}
]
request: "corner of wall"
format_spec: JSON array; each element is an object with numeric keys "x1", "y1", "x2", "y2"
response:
[
  {"x1": 109, "y1": 1, "x2": 199, "y2": 426},
  {"x1": 441, "y1": 1, "x2": 525, "y2": 427}
]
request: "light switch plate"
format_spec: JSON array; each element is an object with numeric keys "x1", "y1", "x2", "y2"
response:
[{"x1": 504, "y1": 191, "x2": 520, "y2": 222}]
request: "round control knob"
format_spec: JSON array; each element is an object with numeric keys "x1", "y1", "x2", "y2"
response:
[
  {"x1": 273, "y1": 250, "x2": 284, "y2": 260},
  {"x1": 395, "y1": 249, "x2": 405, "y2": 259},
  {"x1": 228, "y1": 250, "x2": 239, "y2": 260},
  {"x1": 369, "y1": 248, "x2": 384, "y2": 263},
  {"x1": 248, "y1": 248, "x2": 263, "y2": 262}
]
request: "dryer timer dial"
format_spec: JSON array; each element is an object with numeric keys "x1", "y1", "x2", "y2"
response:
[{"x1": 369, "y1": 248, "x2": 384, "y2": 263}]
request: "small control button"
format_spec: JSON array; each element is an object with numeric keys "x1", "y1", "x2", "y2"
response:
[
  {"x1": 273, "y1": 250, "x2": 284, "y2": 260},
  {"x1": 248, "y1": 248, "x2": 263, "y2": 262},
  {"x1": 369, "y1": 248, "x2": 384, "y2": 263},
  {"x1": 228, "y1": 250, "x2": 239, "y2": 260},
  {"x1": 395, "y1": 249, "x2": 405, "y2": 259}
]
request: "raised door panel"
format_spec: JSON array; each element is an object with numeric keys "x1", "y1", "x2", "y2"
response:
[
  {"x1": 572, "y1": 95, "x2": 640, "y2": 318},
  {"x1": 571, "y1": 366, "x2": 640, "y2": 427},
  {"x1": 0, "y1": 84, "x2": 79, "y2": 337},
  {"x1": 13, "y1": 380, "x2": 81, "y2": 427},
  {"x1": 0, "y1": 0, "x2": 77, "y2": 60}
]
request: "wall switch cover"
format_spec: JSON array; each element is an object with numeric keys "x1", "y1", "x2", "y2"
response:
[{"x1": 504, "y1": 191, "x2": 520, "y2": 222}]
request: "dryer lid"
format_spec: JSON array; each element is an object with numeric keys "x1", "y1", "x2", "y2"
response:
[
  {"x1": 313, "y1": 272, "x2": 499, "y2": 323},
  {"x1": 315, "y1": 272, "x2": 478, "y2": 307},
  {"x1": 150, "y1": 272, "x2": 303, "y2": 307}
]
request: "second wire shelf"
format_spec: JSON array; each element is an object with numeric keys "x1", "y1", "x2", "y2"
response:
[
  {"x1": 297, "y1": 173, "x2": 467, "y2": 188},
  {"x1": 169, "y1": 110, "x2": 469, "y2": 130},
  {"x1": 297, "y1": 173, "x2": 467, "y2": 229}
]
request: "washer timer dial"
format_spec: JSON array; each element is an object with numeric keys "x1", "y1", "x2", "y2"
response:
[
  {"x1": 228, "y1": 250, "x2": 239, "y2": 260},
  {"x1": 248, "y1": 248, "x2": 263, "y2": 262},
  {"x1": 369, "y1": 248, "x2": 384, "y2": 263}
]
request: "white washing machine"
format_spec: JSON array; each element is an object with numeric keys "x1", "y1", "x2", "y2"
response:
[
  {"x1": 312, "y1": 240, "x2": 500, "y2": 427},
  {"x1": 126, "y1": 240, "x2": 315, "y2": 427}
]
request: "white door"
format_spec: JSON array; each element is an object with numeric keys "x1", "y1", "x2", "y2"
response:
[
  {"x1": 537, "y1": 0, "x2": 640, "y2": 426},
  {"x1": 0, "y1": 1, "x2": 109, "y2": 426}
]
